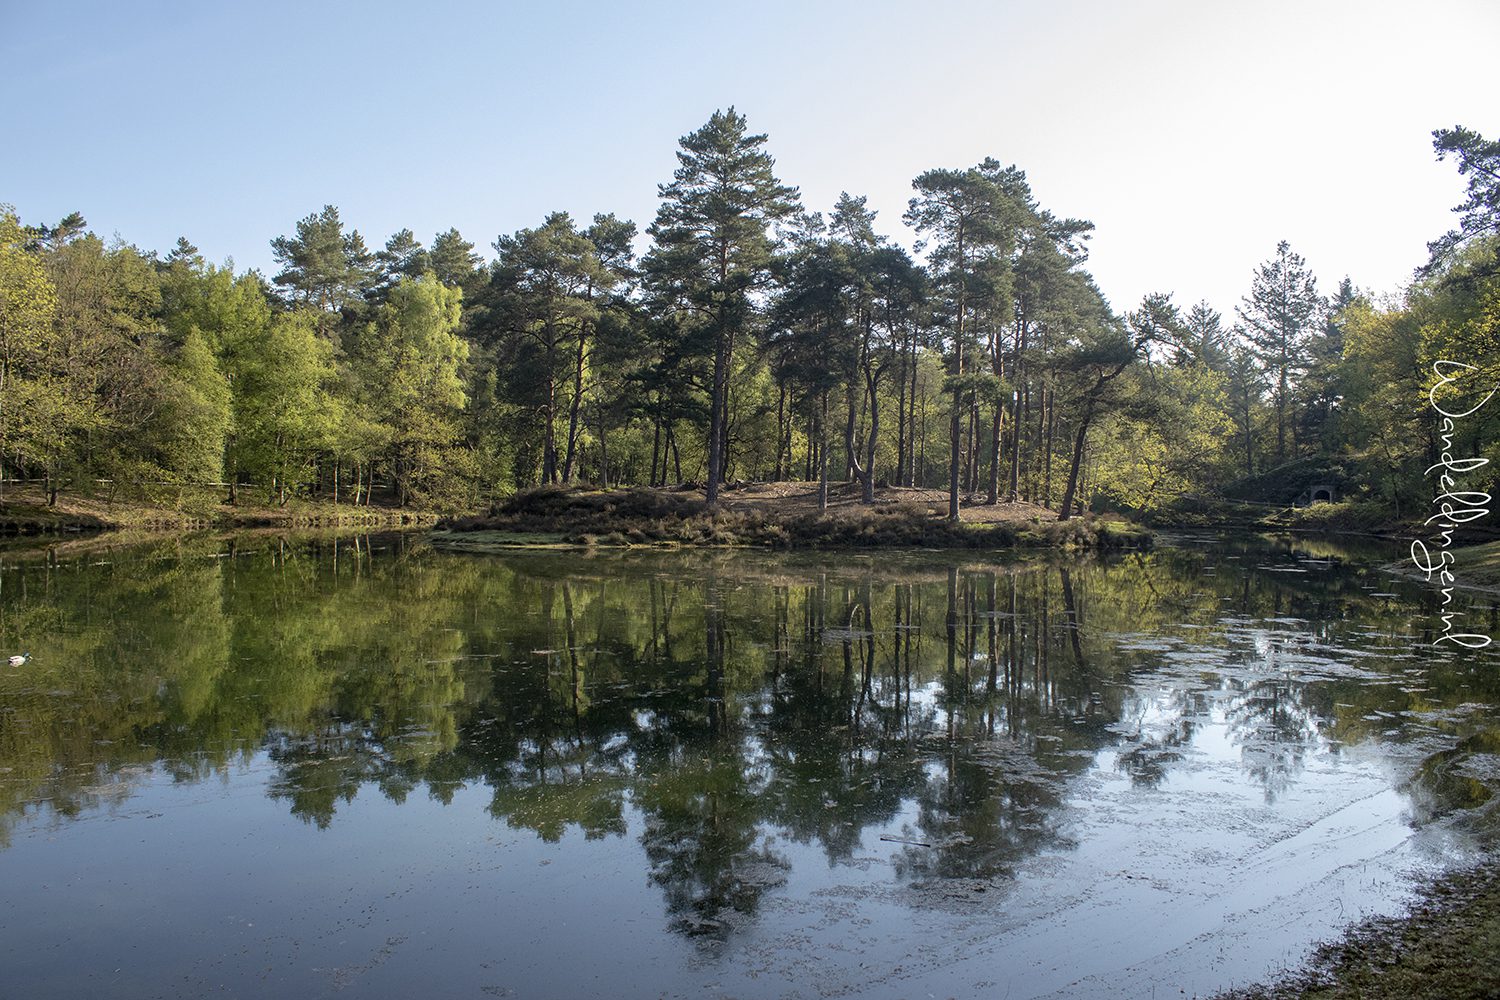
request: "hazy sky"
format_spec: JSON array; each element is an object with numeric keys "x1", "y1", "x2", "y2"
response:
[{"x1": 4, "y1": 0, "x2": 1496, "y2": 319}]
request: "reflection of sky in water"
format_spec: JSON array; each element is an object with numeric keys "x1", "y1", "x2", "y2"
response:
[{"x1": 0, "y1": 533, "x2": 1496, "y2": 999}]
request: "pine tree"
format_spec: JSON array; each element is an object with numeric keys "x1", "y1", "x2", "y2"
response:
[
  {"x1": 560, "y1": 214, "x2": 635, "y2": 483},
  {"x1": 1236, "y1": 241, "x2": 1320, "y2": 461},
  {"x1": 904, "y1": 166, "x2": 1013, "y2": 520},
  {"x1": 489, "y1": 213, "x2": 608, "y2": 484},
  {"x1": 1181, "y1": 301, "x2": 1228, "y2": 370},
  {"x1": 270, "y1": 205, "x2": 374, "y2": 334},
  {"x1": 1425, "y1": 125, "x2": 1500, "y2": 272},
  {"x1": 371, "y1": 229, "x2": 430, "y2": 302},
  {"x1": 643, "y1": 108, "x2": 799, "y2": 507},
  {"x1": 430, "y1": 229, "x2": 482, "y2": 290}
]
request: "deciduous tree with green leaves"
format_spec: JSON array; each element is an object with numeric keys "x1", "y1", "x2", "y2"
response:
[
  {"x1": 0, "y1": 207, "x2": 58, "y2": 497},
  {"x1": 356, "y1": 275, "x2": 470, "y2": 506}
]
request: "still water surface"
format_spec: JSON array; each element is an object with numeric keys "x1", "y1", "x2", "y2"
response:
[{"x1": 0, "y1": 532, "x2": 1497, "y2": 999}]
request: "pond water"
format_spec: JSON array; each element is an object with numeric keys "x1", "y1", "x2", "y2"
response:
[{"x1": 0, "y1": 532, "x2": 1497, "y2": 999}]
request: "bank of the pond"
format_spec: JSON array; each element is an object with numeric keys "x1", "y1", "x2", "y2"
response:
[
  {"x1": 0, "y1": 490, "x2": 438, "y2": 535},
  {"x1": 1378, "y1": 537, "x2": 1500, "y2": 594},
  {"x1": 1144, "y1": 495, "x2": 1416, "y2": 535},
  {"x1": 435, "y1": 482, "x2": 1153, "y2": 551},
  {"x1": 1448, "y1": 538, "x2": 1500, "y2": 589},
  {"x1": 1215, "y1": 862, "x2": 1500, "y2": 1000}
]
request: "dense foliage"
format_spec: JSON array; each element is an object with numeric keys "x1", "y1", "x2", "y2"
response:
[{"x1": 3, "y1": 116, "x2": 1495, "y2": 519}]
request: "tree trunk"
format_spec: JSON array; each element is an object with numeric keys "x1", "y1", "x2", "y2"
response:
[
  {"x1": 816, "y1": 392, "x2": 829, "y2": 512},
  {"x1": 918, "y1": 379, "x2": 928, "y2": 489},
  {"x1": 562, "y1": 321, "x2": 589, "y2": 482},
  {"x1": 948, "y1": 367, "x2": 963, "y2": 521},
  {"x1": 906, "y1": 330, "x2": 921, "y2": 487},
  {"x1": 774, "y1": 380, "x2": 787, "y2": 481},
  {"x1": 842, "y1": 386, "x2": 857, "y2": 483},
  {"x1": 896, "y1": 330, "x2": 910, "y2": 488},
  {"x1": 706, "y1": 324, "x2": 727, "y2": 505},
  {"x1": 986, "y1": 397, "x2": 1004, "y2": 504},
  {"x1": 845, "y1": 378, "x2": 874, "y2": 503},
  {"x1": 948, "y1": 222, "x2": 968, "y2": 522},
  {"x1": 862, "y1": 370, "x2": 879, "y2": 504},
  {"x1": 227, "y1": 443, "x2": 239, "y2": 506},
  {"x1": 806, "y1": 409, "x2": 815, "y2": 482},
  {"x1": 1043, "y1": 390, "x2": 1056, "y2": 507},
  {"x1": 719, "y1": 368, "x2": 733, "y2": 485},
  {"x1": 596, "y1": 407, "x2": 609, "y2": 488},
  {"x1": 650, "y1": 407, "x2": 662, "y2": 487},
  {"x1": 1276, "y1": 369, "x2": 1287, "y2": 460},
  {"x1": 1243, "y1": 400, "x2": 1254, "y2": 476},
  {"x1": 542, "y1": 364, "x2": 559, "y2": 484},
  {"x1": 1031, "y1": 383, "x2": 1046, "y2": 502},
  {"x1": 964, "y1": 394, "x2": 980, "y2": 493},
  {"x1": 1059, "y1": 408, "x2": 1093, "y2": 522},
  {"x1": 1008, "y1": 318, "x2": 1027, "y2": 501}
]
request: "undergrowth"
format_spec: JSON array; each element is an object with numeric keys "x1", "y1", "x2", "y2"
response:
[{"x1": 440, "y1": 486, "x2": 1152, "y2": 551}]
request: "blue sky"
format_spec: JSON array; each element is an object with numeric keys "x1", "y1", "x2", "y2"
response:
[{"x1": 4, "y1": 0, "x2": 1497, "y2": 317}]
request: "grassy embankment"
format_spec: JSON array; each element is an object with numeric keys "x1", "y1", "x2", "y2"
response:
[
  {"x1": 1145, "y1": 458, "x2": 1418, "y2": 535},
  {"x1": 0, "y1": 486, "x2": 437, "y2": 535},
  {"x1": 434, "y1": 482, "x2": 1152, "y2": 551},
  {"x1": 1449, "y1": 538, "x2": 1500, "y2": 589},
  {"x1": 1214, "y1": 863, "x2": 1500, "y2": 1000},
  {"x1": 1376, "y1": 536, "x2": 1500, "y2": 594}
]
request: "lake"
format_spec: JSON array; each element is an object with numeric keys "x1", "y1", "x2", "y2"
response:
[{"x1": 1, "y1": 532, "x2": 1496, "y2": 999}]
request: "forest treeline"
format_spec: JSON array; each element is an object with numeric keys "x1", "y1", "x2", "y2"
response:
[{"x1": 1, "y1": 112, "x2": 1496, "y2": 519}]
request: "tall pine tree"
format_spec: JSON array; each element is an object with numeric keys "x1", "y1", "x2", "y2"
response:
[{"x1": 643, "y1": 108, "x2": 799, "y2": 506}]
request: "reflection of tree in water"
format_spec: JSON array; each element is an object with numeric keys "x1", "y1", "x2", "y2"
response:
[
  {"x1": 1222, "y1": 671, "x2": 1321, "y2": 803},
  {"x1": 1092, "y1": 542, "x2": 1412, "y2": 800},
  {"x1": 0, "y1": 543, "x2": 1125, "y2": 929},
  {"x1": 628, "y1": 575, "x2": 788, "y2": 938},
  {"x1": 759, "y1": 579, "x2": 929, "y2": 865},
  {"x1": 1216, "y1": 578, "x2": 1346, "y2": 803},
  {"x1": 4, "y1": 533, "x2": 1497, "y2": 937},
  {"x1": 1113, "y1": 710, "x2": 1195, "y2": 788},
  {"x1": 266, "y1": 724, "x2": 375, "y2": 828},
  {"x1": 635, "y1": 751, "x2": 786, "y2": 939},
  {"x1": 1110, "y1": 672, "x2": 1207, "y2": 788},
  {"x1": 893, "y1": 567, "x2": 1087, "y2": 882}
]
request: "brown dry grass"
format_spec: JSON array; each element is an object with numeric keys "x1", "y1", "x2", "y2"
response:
[
  {"x1": 439, "y1": 482, "x2": 1147, "y2": 551},
  {"x1": 710, "y1": 479, "x2": 1059, "y2": 524}
]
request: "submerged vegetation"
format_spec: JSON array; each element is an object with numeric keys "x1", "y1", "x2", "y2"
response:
[{"x1": 2, "y1": 121, "x2": 1495, "y2": 539}]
